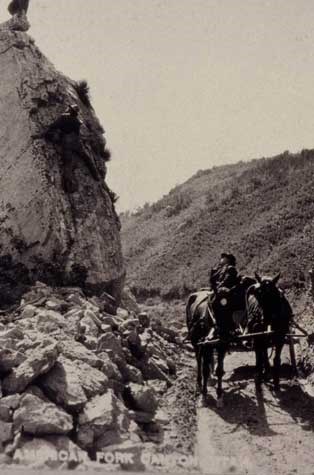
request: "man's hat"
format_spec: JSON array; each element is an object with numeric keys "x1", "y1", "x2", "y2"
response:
[{"x1": 221, "y1": 252, "x2": 237, "y2": 266}]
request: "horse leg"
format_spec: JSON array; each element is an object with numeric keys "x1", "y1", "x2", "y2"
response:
[
  {"x1": 254, "y1": 341, "x2": 264, "y2": 391},
  {"x1": 195, "y1": 347, "x2": 202, "y2": 391},
  {"x1": 273, "y1": 341, "x2": 284, "y2": 391},
  {"x1": 263, "y1": 346, "x2": 272, "y2": 381},
  {"x1": 202, "y1": 348, "x2": 213, "y2": 396},
  {"x1": 216, "y1": 345, "x2": 225, "y2": 408}
]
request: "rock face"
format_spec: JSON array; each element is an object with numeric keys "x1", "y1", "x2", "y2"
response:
[{"x1": 0, "y1": 20, "x2": 125, "y2": 303}]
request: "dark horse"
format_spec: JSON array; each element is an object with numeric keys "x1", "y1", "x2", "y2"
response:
[
  {"x1": 246, "y1": 272, "x2": 293, "y2": 391},
  {"x1": 186, "y1": 273, "x2": 293, "y2": 406}
]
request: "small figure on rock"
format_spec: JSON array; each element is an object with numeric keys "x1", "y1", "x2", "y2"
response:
[
  {"x1": 44, "y1": 104, "x2": 100, "y2": 193},
  {"x1": 8, "y1": 0, "x2": 30, "y2": 16}
]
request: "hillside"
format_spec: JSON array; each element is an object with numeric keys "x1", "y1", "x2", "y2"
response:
[{"x1": 121, "y1": 149, "x2": 314, "y2": 300}]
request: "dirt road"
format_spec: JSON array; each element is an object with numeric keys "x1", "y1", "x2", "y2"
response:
[{"x1": 194, "y1": 349, "x2": 314, "y2": 475}]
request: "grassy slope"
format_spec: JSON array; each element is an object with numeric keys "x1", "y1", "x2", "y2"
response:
[{"x1": 121, "y1": 150, "x2": 314, "y2": 300}]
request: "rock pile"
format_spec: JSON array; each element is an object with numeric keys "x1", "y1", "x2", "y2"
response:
[{"x1": 0, "y1": 282, "x2": 179, "y2": 470}]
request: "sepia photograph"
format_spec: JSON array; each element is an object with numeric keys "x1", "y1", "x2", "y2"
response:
[{"x1": 0, "y1": 1, "x2": 314, "y2": 474}]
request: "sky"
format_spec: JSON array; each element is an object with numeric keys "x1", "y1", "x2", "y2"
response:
[{"x1": 2, "y1": 0, "x2": 314, "y2": 211}]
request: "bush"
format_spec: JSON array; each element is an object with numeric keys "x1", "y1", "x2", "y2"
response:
[{"x1": 74, "y1": 80, "x2": 92, "y2": 108}]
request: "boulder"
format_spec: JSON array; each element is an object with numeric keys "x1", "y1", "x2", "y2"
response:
[
  {"x1": 13, "y1": 393, "x2": 73, "y2": 435},
  {"x1": 63, "y1": 308, "x2": 84, "y2": 336},
  {"x1": 20, "y1": 305, "x2": 38, "y2": 319},
  {"x1": 0, "y1": 327, "x2": 24, "y2": 340},
  {"x1": 139, "y1": 357, "x2": 172, "y2": 385},
  {"x1": 120, "y1": 287, "x2": 140, "y2": 314},
  {"x1": 0, "y1": 395, "x2": 21, "y2": 422},
  {"x1": 0, "y1": 421, "x2": 14, "y2": 446},
  {"x1": 78, "y1": 311, "x2": 99, "y2": 338},
  {"x1": 77, "y1": 360, "x2": 109, "y2": 399},
  {"x1": 2, "y1": 341, "x2": 59, "y2": 394},
  {"x1": 97, "y1": 332, "x2": 124, "y2": 357},
  {"x1": 124, "y1": 383, "x2": 158, "y2": 415},
  {"x1": 116, "y1": 308, "x2": 129, "y2": 319},
  {"x1": 100, "y1": 324, "x2": 113, "y2": 333},
  {"x1": 138, "y1": 312, "x2": 150, "y2": 328},
  {"x1": 100, "y1": 316, "x2": 120, "y2": 330},
  {"x1": 120, "y1": 364, "x2": 143, "y2": 384},
  {"x1": 99, "y1": 291, "x2": 118, "y2": 315},
  {"x1": 126, "y1": 329, "x2": 146, "y2": 359},
  {"x1": 40, "y1": 357, "x2": 108, "y2": 410},
  {"x1": 0, "y1": 348, "x2": 25, "y2": 373},
  {"x1": 97, "y1": 353, "x2": 122, "y2": 382},
  {"x1": 39, "y1": 358, "x2": 87, "y2": 411},
  {"x1": 77, "y1": 390, "x2": 124, "y2": 449},
  {"x1": 166, "y1": 358, "x2": 176, "y2": 375},
  {"x1": 120, "y1": 318, "x2": 140, "y2": 332},
  {"x1": 35, "y1": 309, "x2": 66, "y2": 333},
  {"x1": 129, "y1": 410, "x2": 155, "y2": 424},
  {"x1": 147, "y1": 380, "x2": 168, "y2": 395},
  {"x1": 58, "y1": 340, "x2": 103, "y2": 369},
  {"x1": 45, "y1": 298, "x2": 68, "y2": 313}
]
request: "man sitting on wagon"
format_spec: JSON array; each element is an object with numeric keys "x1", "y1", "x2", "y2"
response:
[
  {"x1": 209, "y1": 253, "x2": 241, "y2": 336},
  {"x1": 209, "y1": 252, "x2": 239, "y2": 293}
]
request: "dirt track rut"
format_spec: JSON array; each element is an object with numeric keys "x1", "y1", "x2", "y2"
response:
[{"x1": 195, "y1": 349, "x2": 314, "y2": 474}]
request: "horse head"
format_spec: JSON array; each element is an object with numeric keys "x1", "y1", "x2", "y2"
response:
[
  {"x1": 252, "y1": 272, "x2": 281, "y2": 304},
  {"x1": 247, "y1": 272, "x2": 291, "y2": 333}
]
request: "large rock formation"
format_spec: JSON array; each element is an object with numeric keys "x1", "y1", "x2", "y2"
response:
[{"x1": 0, "y1": 15, "x2": 125, "y2": 303}]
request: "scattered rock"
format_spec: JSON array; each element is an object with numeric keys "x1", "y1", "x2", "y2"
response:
[
  {"x1": 97, "y1": 332, "x2": 124, "y2": 357},
  {"x1": 0, "y1": 421, "x2": 14, "y2": 446},
  {"x1": 20, "y1": 305, "x2": 38, "y2": 319},
  {"x1": 58, "y1": 340, "x2": 103, "y2": 369},
  {"x1": 78, "y1": 312, "x2": 99, "y2": 338},
  {"x1": 120, "y1": 364, "x2": 143, "y2": 384},
  {"x1": 0, "y1": 395, "x2": 21, "y2": 422},
  {"x1": 120, "y1": 318, "x2": 140, "y2": 332},
  {"x1": 0, "y1": 348, "x2": 25, "y2": 373},
  {"x1": 39, "y1": 358, "x2": 87, "y2": 411},
  {"x1": 97, "y1": 353, "x2": 122, "y2": 382},
  {"x1": 124, "y1": 383, "x2": 158, "y2": 415},
  {"x1": 77, "y1": 390, "x2": 126, "y2": 449},
  {"x1": 2, "y1": 342, "x2": 59, "y2": 394},
  {"x1": 101, "y1": 316, "x2": 120, "y2": 330},
  {"x1": 40, "y1": 356, "x2": 108, "y2": 411},
  {"x1": 35, "y1": 309, "x2": 66, "y2": 334},
  {"x1": 147, "y1": 380, "x2": 168, "y2": 395},
  {"x1": 139, "y1": 357, "x2": 172, "y2": 385},
  {"x1": 120, "y1": 287, "x2": 140, "y2": 314},
  {"x1": 138, "y1": 312, "x2": 150, "y2": 328},
  {"x1": 116, "y1": 308, "x2": 129, "y2": 319},
  {"x1": 129, "y1": 410, "x2": 156, "y2": 424},
  {"x1": 13, "y1": 394, "x2": 73, "y2": 435}
]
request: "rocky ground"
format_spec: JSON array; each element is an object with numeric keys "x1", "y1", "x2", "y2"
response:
[
  {"x1": 0, "y1": 283, "x2": 190, "y2": 472},
  {"x1": 0, "y1": 285, "x2": 313, "y2": 474}
]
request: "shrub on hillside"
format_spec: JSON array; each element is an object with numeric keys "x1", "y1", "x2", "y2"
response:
[{"x1": 74, "y1": 80, "x2": 92, "y2": 108}]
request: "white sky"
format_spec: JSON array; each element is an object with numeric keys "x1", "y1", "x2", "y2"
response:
[{"x1": 2, "y1": 0, "x2": 314, "y2": 211}]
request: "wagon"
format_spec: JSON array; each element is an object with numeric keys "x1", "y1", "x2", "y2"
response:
[{"x1": 197, "y1": 320, "x2": 311, "y2": 374}]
